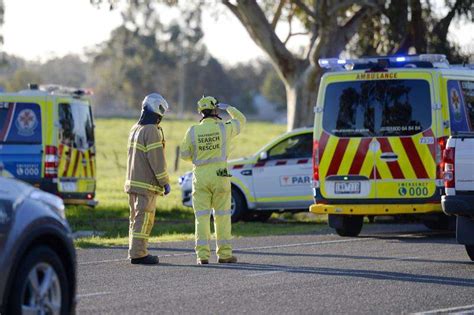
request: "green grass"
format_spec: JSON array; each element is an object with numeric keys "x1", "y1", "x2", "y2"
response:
[{"x1": 71, "y1": 117, "x2": 324, "y2": 247}]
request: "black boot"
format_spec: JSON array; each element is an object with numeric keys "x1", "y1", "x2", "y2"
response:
[{"x1": 131, "y1": 255, "x2": 159, "y2": 265}]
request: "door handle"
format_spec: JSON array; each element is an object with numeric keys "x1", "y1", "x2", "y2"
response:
[{"x1": 380, "y1": 153, "x2": 398, "y2": 162}]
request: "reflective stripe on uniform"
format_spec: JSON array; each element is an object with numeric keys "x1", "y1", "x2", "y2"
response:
[
  {"x1": 133, "y1": 232, "x2": 149, "y2": 239},
  {"x1": 129, "y1": 141, "x2": 163, "y2": 152},
  {"x1": 217, "y1": 239, "x2": 232, "y2": 245},
  {"x1": 190, "y1": 123, "x2": 228, "y2": 166},
  {"x1": 146, "y1": 142, "x2": 164, "y2": 151},
  {"x1": 214, "y1": 209, "x2": 232, "y2": 216},
  {"x1": 141, "y1": 212, "x2": 150, "y2": 234},
  {"x1": 233, "y1": 119, "x2": 241, "y2": 135},
  {"x1": 196, "y1": 239, "x2": 209, "y2": 246},
  {"x1": 155, "y1": 171, "x2": 168, "y2": 179},
  {"x1": 195, "y1": 209, "x2": 211, "y2": 217},
  {"x1": 125, "y1": 180, "x2": 163, "y2": 193}
]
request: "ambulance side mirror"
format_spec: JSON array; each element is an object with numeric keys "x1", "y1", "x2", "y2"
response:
[{"x1": 259, "y1": 151, "x2": 268, "y2": 161}]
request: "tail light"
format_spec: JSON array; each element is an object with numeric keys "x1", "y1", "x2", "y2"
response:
[
  {"x1": 312, "y1": 139, "x2": 319, "y2": 181},
  {"x1": 436, "y1": 136, "x2": 447, "y2": 180},
  {"x1": 443, "y1": 147, "x2": 455, "y2": 188},
  {"x1": 44, "y1": 145, "x2": 58, "y2": 178}
]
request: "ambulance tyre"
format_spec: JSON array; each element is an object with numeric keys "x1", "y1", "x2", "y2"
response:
[
  {"x1": 465, "y1": 245, "x2": 474, "y2": 261},
  {"x1": 334, "y1": 216, "x2": 364, "y2": 237},
  {"x1": 231, "y1": 187, "x2": 247, "y2": 223}
]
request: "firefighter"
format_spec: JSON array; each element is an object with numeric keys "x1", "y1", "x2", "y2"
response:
[
  {"x1": 124, "y1": 93, "x2": 171, "y2": 265},
  {"x1": 180, "y1": 96, "x2": 246, "y2": 264}
]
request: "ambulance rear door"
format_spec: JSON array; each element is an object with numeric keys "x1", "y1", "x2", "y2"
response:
[
  {"x1": 0, "y1": 98, "x2": 44, "y2": 184},
  {"x1": 372, "y1": 72, "x2": 437, "y2": 201}
]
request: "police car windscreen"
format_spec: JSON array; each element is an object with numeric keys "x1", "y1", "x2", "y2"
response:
[
  {"x1": 323, "y1": 79, "x2": 431, "y2": 137},
  {"x1": 0, "y1": 102, "x2": 42, "y2": 144}
]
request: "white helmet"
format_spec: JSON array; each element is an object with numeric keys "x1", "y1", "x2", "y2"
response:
[{"x1": 142, "y1": 93, "x2": 169, "y2": 116}]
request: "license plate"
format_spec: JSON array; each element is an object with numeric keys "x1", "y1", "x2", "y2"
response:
[
  {"x1": 335, "y1": 182, "x2": 360, "y2": 194},
  {"x1": 61, "y1": 182, "x2": 77, "y2": 192}
]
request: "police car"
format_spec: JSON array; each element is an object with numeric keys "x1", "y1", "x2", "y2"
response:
[{"x1": 179, "y1": 128, "x2": 313, "y2": 222}]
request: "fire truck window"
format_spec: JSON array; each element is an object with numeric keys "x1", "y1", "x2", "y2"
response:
[
  {"x1": 323, "y1": 79, "x2": 431, "y2": 137},
  {"x1": 268, "y1": 133, "x2": 313, "y2": 160}
]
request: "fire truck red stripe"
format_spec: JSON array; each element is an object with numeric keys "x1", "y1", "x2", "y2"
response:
[
  {"x1": 377, "y1": 138, "x2": 404, "y2": 179},
  {"x1": 400, "y1": 137, "x2": 429, "y2": 179},
  {"x1": 318, "y1": 132, "x2": 330, "y2": 162},
  {"x1": 348, "y1": 138, "x2": 371, "y2": 175},
  {"x1": 326, "y1": 138, "x2": 350, "y2": 176}
]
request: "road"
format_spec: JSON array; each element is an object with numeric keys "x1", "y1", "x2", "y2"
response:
[{"x1": 76, "y1": 224, "x2": 474, "y2": 314}]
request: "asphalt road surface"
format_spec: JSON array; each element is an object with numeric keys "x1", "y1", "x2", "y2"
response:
[{"x1": 76, "y1": 224, "x2": 474, "y2": 314}]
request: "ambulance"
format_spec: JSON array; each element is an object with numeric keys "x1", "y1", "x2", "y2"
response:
[
  {"x1": 179, "y1": 127, "x2": 314, "y2": 222},
  {"x1": 0, "y1": 84, "x2": 97, "y2": 206},
  {"x1": 310, "y1": 54, "x2": 474, "y2": 236}
]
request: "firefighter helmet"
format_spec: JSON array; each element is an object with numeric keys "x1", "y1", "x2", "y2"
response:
[
  {"x1": 197, "y1": 96, "x2": 218, "y2": 113},
  {"x1": 142, "y1": 93, "x2": 169, "y2": 116}
]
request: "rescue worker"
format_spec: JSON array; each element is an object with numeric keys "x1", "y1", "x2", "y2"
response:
[
  {"x1": 180, "y1": 96, "x2": 246, "y2": 265},
  {"x1": 124, "y1": 93, "x2": 171, "y2": 265}
]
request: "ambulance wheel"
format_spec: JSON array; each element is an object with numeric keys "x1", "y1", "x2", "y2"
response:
[
  {"x1": 231, "y1": 187, "x2": 247, "y2": 223},
  {"x1": 335, "y1": 216, "x2": 364, "y2": 237},
  {"x1": 465, "y1": 245, "x2": 474, "y2": 261}
]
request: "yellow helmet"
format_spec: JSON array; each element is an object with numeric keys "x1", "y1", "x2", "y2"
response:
[{"x1": 197, "y1": 96, "x2": 218, "y2": 113}]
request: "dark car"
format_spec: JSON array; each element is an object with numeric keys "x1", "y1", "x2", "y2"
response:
[{"x1": 0, "y1": 177, "x2": 76, "y2": 314}]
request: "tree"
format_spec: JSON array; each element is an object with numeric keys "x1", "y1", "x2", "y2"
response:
[{"x1": 93, "y1": 0, "x2": 472, "y2": 128}]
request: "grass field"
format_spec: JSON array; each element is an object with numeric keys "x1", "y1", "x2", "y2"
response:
[{"x1": 69, "y1": 117, "x2": 327, "y2": 247}]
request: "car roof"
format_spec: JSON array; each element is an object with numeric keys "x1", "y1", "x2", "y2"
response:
[{"x1": 0, "y1": 178, "x2": 33, "y2": 203}]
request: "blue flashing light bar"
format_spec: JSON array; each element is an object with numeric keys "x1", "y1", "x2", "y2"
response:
[{"x1": 318, "y1": 54, "x2": 449, "y2": 70}]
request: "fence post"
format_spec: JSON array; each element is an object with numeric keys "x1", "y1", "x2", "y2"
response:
[{"x1": 174, "y1": 146, "x2": 180, "y2": 172}]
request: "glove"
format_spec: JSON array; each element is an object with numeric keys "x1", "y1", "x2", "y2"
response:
[
  {"x1": 217, "y1": 103, "x2": 230, "y2": 110},
  {"x1": 164, "y1": 184, "x2": 171, "y2": 195}
]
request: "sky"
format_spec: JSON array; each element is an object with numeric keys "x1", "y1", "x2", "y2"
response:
[{"x1": 2, "y1": 0, "x2": 473, "y2": 65}]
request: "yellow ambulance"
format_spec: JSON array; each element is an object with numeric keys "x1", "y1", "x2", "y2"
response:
[
  {"x1": 0, "y1": 84, "x2": 97, "y2": 206},
  {"x1": 310, "y1": 54, "x2": 474, "y2": 236}
]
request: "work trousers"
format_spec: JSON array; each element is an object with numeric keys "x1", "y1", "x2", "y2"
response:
[
  {"x1": 192, "y1": 164, "x2": 233, "y2": 260},
  {"x1": 128, "y1": 193, "x2": 157, "y2": 259}
]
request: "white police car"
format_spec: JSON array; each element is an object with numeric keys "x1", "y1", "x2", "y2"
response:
[{"x1": 179, "y1": 128, "x2": 314, "y2": 222}]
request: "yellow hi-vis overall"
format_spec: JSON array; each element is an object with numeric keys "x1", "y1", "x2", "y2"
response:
[{"x1": 180, "y1": 107, "x2": 246, "y2": 260}]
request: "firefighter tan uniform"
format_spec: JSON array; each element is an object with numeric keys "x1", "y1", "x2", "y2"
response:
[
  {"x1": 180, "y1": 104, "x2": 246, "y2": 261},
  {"x1": 125, "y1": 122, "x2": 169, "y2": 259}
]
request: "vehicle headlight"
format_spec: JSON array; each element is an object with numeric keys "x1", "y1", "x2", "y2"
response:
[{"x1": 30, "y1": 190, "x2": 66, "y2": 219}]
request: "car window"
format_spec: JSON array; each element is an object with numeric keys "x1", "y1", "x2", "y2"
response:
[
  {"x1": 0, "y1": 102, "x2": 42, "y2": 144},
  {"x1": 59, "y1": 103, "x2": 94, "y2": 149},
  {"x1": 448, "y1": 80, "x2": 474, "y2": 133},
  {"x1": 267, "y1": 133, "x2": 312, "y2": 160},
  {"x1": 323, "y1": 79, "x2": 432, "y2": 137}
]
